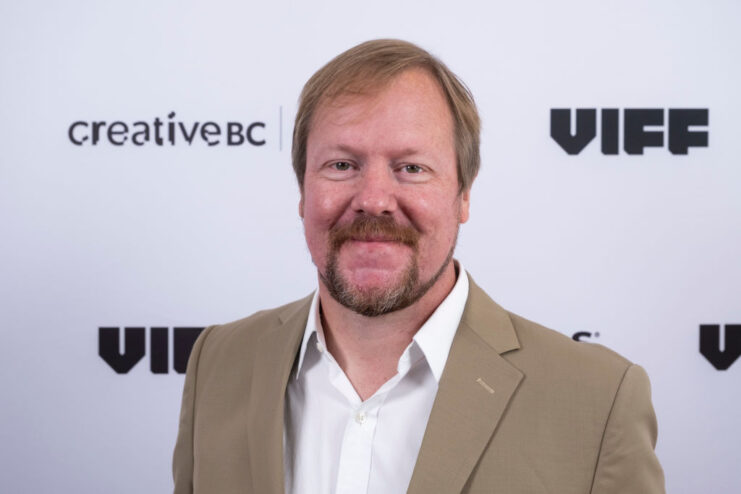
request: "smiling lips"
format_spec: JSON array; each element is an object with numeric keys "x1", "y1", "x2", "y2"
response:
[{"x1": 350, "y1": 235, "x2": 401, "y2": 243}]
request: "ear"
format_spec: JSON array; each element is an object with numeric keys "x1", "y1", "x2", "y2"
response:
[{"x1": 459, "y1": 188, "x2": 471, "y2": 224}]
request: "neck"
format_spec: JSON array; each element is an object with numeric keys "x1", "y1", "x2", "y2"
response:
[{"x1": 318, "y1": 261, "x2": 457, "y2": 400}]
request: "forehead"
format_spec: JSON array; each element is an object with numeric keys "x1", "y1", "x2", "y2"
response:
[{"x1": 307, "y1": 68, "x2": 455, "y2": 156}]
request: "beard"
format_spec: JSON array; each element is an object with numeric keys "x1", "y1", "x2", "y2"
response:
[{"x1": 320, "y1": 215, "x2": 456, "y2": 317}]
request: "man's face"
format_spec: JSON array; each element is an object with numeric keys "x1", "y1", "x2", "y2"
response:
[{"x1": 300, "y1": 68, "x2": 470, "y2": 316}]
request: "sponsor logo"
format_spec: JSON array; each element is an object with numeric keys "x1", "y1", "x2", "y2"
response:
[
  {"x1": 551, "y1": 108, "x2": 708, "y2": 155},
  {"x1": 99, "y1": 327, "x2": 204, "y2": 374},
  {"x1": 69, "y1": 112, "x2": 266, "y2": 147},
  {"x1": 572, "y1": 331, "x2": 600, "y2": 342},
  {"x1": 700, "y1": 324, "x2": 741, "y2": 370}
]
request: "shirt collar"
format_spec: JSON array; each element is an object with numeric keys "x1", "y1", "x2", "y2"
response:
[
  {"x1": 295, "y1": 261, "x2": 470, "y2": 383},
  {"x1": 294, "y1": 289, "x2": 322, "y2": 378},
  {"x1": 412, "y1": 261, "x2": 468, "y2": 382}
]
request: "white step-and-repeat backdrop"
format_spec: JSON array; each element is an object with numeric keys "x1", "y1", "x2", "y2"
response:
[{"x1": 1, "y1": 1, "x2": 738, "y2": 492}]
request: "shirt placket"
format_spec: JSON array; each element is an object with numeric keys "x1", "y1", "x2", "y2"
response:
[
  {"x1": 334, "y1": 398, "x2": 380, "y2": 494},
  {"x1": 315, "y1": 333, "x2": 424, "y2": 494}
]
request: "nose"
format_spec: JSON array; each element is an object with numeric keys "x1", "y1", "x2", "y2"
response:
[{"x1": 350, "y1": 162, "x2": 397, "y2": 216}]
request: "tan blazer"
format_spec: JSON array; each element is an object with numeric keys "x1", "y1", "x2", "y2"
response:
[{"x1": 173, "y1": 276, "x2": 665, "y2": 493}]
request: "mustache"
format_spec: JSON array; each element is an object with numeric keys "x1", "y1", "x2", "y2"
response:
[{"x1": 329, "y1": 215, "x2": 419, "y2": 250}]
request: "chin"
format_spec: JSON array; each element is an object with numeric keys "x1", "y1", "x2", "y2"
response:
[{"x1": 343, "y1": 266, "x2": 408, "y2": 288}]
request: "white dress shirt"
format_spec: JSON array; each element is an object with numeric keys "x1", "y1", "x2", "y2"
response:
[{"x1": 283, "y1": 265, "x2": 469, "y2": 494}]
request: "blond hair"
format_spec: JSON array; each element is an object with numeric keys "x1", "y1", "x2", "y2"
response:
[{"x1": 292, "y1": 39, "x2": 480, "y2": 192}]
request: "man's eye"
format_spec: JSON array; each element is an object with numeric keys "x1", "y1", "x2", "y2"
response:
[
  {"x1": 402, "y1": 164, "x2": 423, "y2": 173},
  {"x1": 332, "y1": 161, "x2": 352, "y2": 171}
]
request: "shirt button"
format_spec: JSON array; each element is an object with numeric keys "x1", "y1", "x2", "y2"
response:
[
  {"x1": 315, "y1": 341, "x2": 324, "y2": 353},
  {"x1": 355, "y1": 411, "x2": 366, "y2": 425}
]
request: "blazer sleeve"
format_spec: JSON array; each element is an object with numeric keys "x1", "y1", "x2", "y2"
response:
[
  {"x1": 590, "y1": 364, "x2": 666, "y2": 494},
  {"x1": 172, "y1": 325, "x2": 215, "y2": 494}
]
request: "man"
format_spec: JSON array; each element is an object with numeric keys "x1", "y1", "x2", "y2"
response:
[{"x1": 173, "y1": 39, "x2": 665, "y2": 494}]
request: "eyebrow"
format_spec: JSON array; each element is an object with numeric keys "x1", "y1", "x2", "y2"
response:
[{"x1": 323, "y1": 144, "x2": 426, "y2": 161}]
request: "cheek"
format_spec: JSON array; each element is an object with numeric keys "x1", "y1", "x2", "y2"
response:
[
  {"x1": 302, "y1": 204, "x2": 331, "y2": 251},
  {"x1": 413, "y1": 193, "x2": 462, "y2": 257},
  {"x1": 302, "y1": 214, "x2": 329, "y2": 270},
  {"x1": 304, "y1": 187, "x2": 345, "y2": 230},
  {"x1": 301, "y1": 184, "x2": 352, "y2": 261},
  {"x1": 403, "y1": 188, "x2": 460, "y2": 233}
]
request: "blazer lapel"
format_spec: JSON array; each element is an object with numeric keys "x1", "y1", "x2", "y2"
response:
[
  {"x1": 407, "y1": 277, "x2": 524, "y2": 494},
  {"x1": 246, "y1": 295, "x2": 312, "y2": 494}
]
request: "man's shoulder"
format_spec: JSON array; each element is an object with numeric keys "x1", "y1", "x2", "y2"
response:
[
  {"x1": 510, "y1": 311, "x2": 631, "y2": 366},
  {"x1": 198, "y1": 294, "x2": 313, "y2": 353},
  {"x1": 504, "y1": 309, "x2": 635, "y2": 390},
  {"x1": 465, "y1": 275, "x2": 633, "y2": 380}
]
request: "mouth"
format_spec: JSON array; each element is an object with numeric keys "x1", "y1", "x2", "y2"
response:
[{"x1": 350, "y1": 235, "x2": 400, "y2": 243}]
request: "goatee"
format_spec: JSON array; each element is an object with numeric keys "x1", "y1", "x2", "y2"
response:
[{"x1": 320, "y1": 215, "x2": 455, "y2": 317}]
